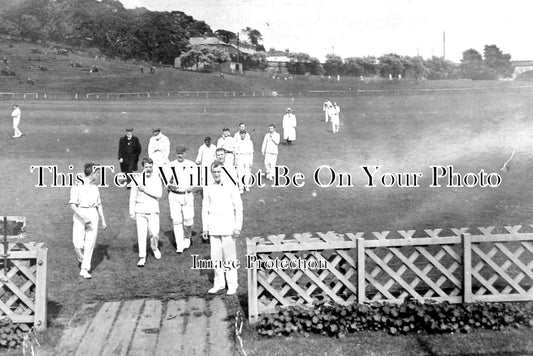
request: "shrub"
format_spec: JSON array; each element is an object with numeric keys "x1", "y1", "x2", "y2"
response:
[
  {"x1": 0, "y1": 318, "x2": 26, "y2": 349},
  {"x1": 256, "y1": 300, "x2": 533, "y2": 338}
]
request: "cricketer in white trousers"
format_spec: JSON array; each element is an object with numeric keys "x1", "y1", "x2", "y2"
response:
[
  {"x1": 11, "y1": 106, "x2": 22, "y2": 137},
  {"x1": 129, "y1": 171, "x2": 163, "y2": 258},
  {"x1": 323, "y1": 100, "x2": 332, "y2": 122},
  {"x1": 217, "y1": 135, "x2": 236, "y2": 166},
  {"x1": 195, "y1": 143, "x2": 217, "y2": 171},
  {"x1": 202, "y1": 179, "x2": 243, "y2": 291},
  {"x1": 282, "y1": 113, "x2": 297, "y2": 141},
  {"x1": 69, "y1": 177, "x2": 105, "y2": 272},
  {"x1": 329, "y1": 104, "x2": 340, "y2": 133},
  {"x1": 166, "y1": 158, "x2": 196, "y2": 252},
  {"x1": 261, "y1": 129, "x2": 280, "y2": 180},
  {"x1": 235, "y1": 137, "x2": 254, "y2": 191},
  {"x1": 148, "y1": 133, "x2": 170, "y2": 167}
]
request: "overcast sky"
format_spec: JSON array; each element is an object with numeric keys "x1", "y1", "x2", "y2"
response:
[{"x1": 119, "y1": 0, "x2": 532, "y2": 62}]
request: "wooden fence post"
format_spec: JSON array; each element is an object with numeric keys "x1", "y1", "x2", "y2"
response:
[
  {"x1": 462, "y1": 233, "x2": 473, "y2": 303},
  {"x1": 247, "y1": 239, "x2": 259, "y2": 324},
  {"x1": 356, "y1": 237, "x2": 365, "y2": 304},
  {"x1": 34, "y1": 248, "x2": 47, "y2": 331}
]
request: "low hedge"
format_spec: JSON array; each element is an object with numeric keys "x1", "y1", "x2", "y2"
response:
[
  {"x1": 0, "y1": 318, "x2": 26, "y2": 349},
  {"x1": 256, "y1": 300, "x2": 533, "y2": 338}
]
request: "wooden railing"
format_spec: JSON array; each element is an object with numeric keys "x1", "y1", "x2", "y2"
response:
[
  {"x1": 1, "y1": 85, "x2": 533, "y2": 101},
  {"x1": 246, "y1": 226, "x2": 533, "y2": 323}
]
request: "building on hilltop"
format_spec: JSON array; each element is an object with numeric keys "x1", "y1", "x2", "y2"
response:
[
  {"x1": 175, "y1": 36, "x2": 256, "y2": 74},
  {"x1": 265, "y1": 49, "x2": 291, "y2": 75},
  {"x1": 511, "y1": 60, "x2": 533, "y2": 79}
]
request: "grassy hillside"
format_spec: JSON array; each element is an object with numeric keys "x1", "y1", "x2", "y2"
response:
[
  {"x1": 0, "y1": 40, "x2": 266, "y2": 93},
  {"x1": 0, "y1": 40, "x2": 530, "y2": 95}
]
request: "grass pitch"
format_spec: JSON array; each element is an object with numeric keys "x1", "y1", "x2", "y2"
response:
[{"x1": 1, "y1": 89, "x2": 533, "y2": 354}]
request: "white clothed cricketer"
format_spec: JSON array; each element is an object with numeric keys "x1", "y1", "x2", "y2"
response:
[
  {"x1": 235, "y1": 136, "x2": 254, "y2": 190},
  {"x1": 217, "y1": 135, "x2": 236, "y2": 166},
  {"x1": 148, "y1": 133, "x2": 170, "y2": 166},
  {"x1": 166, "y1": 157, "x2": 196, "y2": 252},
  {"x1": 233, "y1": 131, "x2": 251, "y2": 141},
  {"x1": 69, "y1": 177, "x2": 102, "y2": 273},
  {"x1": 261, "y1": 129, "x2": 280, "y2": 180},
  {"x1": 195, "y1": 143, "x2": 217, "y2": 168},
  {"x1": 330, "y1": 103, "x2": 340, "y2": 133},
  {"x1": 11, "y1": 106, "x2": 22, "y2": 137},
  {"x1": 129, "y1": 171, "x2": 163, "y2": 259},
  {"x1": 202, "y1": 178, "x2": 243, "y2": 291},
  {"x1": 282, "y1": 112, "x2": 297, "y2": 141},
  {"x1": 323, "y1": 99, "x2": 333, "y2": 122}
]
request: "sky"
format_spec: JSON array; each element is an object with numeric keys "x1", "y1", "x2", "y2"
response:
[{"x1": 119, "y1": 0, "x2": 533, "y2": 62}]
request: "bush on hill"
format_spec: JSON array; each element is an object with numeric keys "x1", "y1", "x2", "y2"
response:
[{"x1": 0, "y1": 0, "x2": 211, "y2": 64}]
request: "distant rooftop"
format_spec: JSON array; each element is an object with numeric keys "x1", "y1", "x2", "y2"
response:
[
  {"x1": 267, "y1": 49, "x2": 290, "y2": 57},
  {"x1": 512, "y1": 60, "x2": 533, "y2": 67},
  {"x1": 189, "y1": 37, "x2": 228, "y2": 46},
  {"x1": 188, "y1": 37, "x2": 257, "y2": 55}
]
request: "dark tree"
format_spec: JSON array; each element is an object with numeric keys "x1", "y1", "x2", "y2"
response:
[
  {"x1": 241, "y1": 27, "x2": 262, "y2": 45},
  {"x1": 323, "y1": 54, "x2": 343, "y2": 76},
  {"x1": 402, "y1": 56, "x2": 428, "y2": 81},
  {"x1": 355, "y1": 56, "x2": 378, "y2": 76},
  {"x1": 483, "y1": 45, "x2": 513, "y2": 78},
  {"x1": 459, "y1": 48, "x2": 490, "y2": 79},
  {"x1": 343, "y1": 57, "x2": 363, "y2": 76},
  {"x1": 179, "y1": 45, "x2": 229, "y2": 70},
  {"x1": 242, "y1": 52, "x2": 268, "y2": 71},
  {"x1": 377, "y1": 53, "x2": 404, "y2": 78},
  {"x1": 425, "y1": 56, "x2": 457, "y2": 79},
  {"x1": 287, "y1": 52, "x2": 311, "y2": 75}
]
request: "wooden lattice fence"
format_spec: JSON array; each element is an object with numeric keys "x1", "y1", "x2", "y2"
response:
[
  {"x1": 246, "y1": 226, "x2": 533, "y2": 322},
  {"x1": 0, "y1": 242, "x2": 47, "y2": 331}
]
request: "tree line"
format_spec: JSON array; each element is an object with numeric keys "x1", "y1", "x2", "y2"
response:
[
  {"x1": 299, "y1": 45, "x2": 513, "y2": 80},
  {"x1": 0, "y1": 0, "x2": 515, "y2": 79}
]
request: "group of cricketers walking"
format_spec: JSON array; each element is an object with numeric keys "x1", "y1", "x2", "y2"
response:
[
  {"x1": 68, "y1": 102, "x2": 336, "y2": 295},
  {"x1": 70, "y1": 113, "x2": 291, "y2": 295},
  {"x1": 323, "y1": 98, "x2": 341, "y2": 133}
]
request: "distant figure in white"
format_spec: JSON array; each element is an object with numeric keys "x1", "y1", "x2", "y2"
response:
[
  {"x1": 330, "y1": 102, "x2": 341, "y2": 134},
  {"x1": 11, "y1": 104, "x2": 23, "y2": 138},
  {"x1": 323, "y1": 98, "x2": 333, "y2": 122},
  {"x1": 235, "y1": 130, "x2": 254, "y2": 192},
  {"x1": 261, "y1": 124, "x2": 280, "y2": 181},
  {"x1": 233, "y1": 122, "x2": 251, "y2": 141},
  {"x1": 282, "y1": 108, "x2": 297, "y2": 145},
  {"x1": 217, "y1": 128, "x2": 236, "y2": 167},
  {"x1": 196, "y1": 136, "x2": 217, "y2": 185},
  {"x1": 148, "y1": 128, "x2": 170, "y2": 167}
]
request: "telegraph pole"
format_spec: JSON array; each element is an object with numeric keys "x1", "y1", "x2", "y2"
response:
[
  {"x1": 443, "y1": 31, "x2": 446, "y2": 60},
  {"x1": 237, "y1": 32, "x2": 240, "y2": 63}
]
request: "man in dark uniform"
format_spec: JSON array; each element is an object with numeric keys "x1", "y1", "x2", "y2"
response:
[{"x1": 118, "y1": 128, "x2": 142, "y2": 186}]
